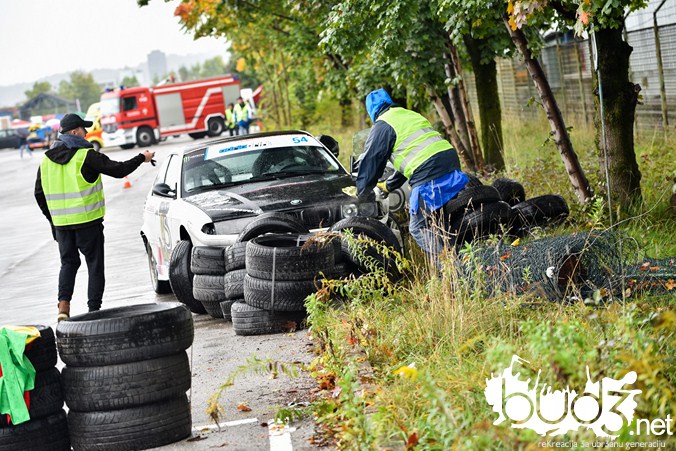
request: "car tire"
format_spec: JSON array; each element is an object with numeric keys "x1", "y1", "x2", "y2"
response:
[
  {"x1": 193, "y1": 275, "x2": 226, "y2": 318},
  {"x1": 169, "y1": 240, "x2": 207, "y2": 314},
  {"x1": 231, "y1": 302, "x2": 305, "y2": 336},
  {"x1": 492, "y1": 178, "x2": 526, "y2": 206},
  {"x1": 136, "y1": 126, "x2": 155, "y2": 147},
  {"x1": 243, "y1": 275, "x2": 317, "y2": 311},
  {"x1": 451, "y1": 201, "x2": 513, "y2": 244},
  {"x1": 511, "y1": 195, "x2": 569, "y2": 230},
  {"x1": 443, "y1": 185, "x2": 502, "y2": 219},
  {"x1": 14, "y1": 368, "x2": 63, "y2": 423},
  {"x1": 225, "y1": 241, "x2": 248, "y2": 272},
  {"x1": 191, "y1": 246, "x2": 226, "y2": 275},
  {"x1": 188, "y1": 132, "x2": 207, "y2": 139},
  {"x1": 68, "y1": 395, "x2": 191, "y2": 451},
  {"x1": 207, "y1": 117, "x2": 225, "y2": 137},
  {"x1": 56, "y1": 303, "x2": 194, "y2": 367},
  {"x1": 465, "y1": 173, "x2": 483, "y2": 187},
  {"x1": 223, "y1": 269, "x2": 247, "y2": 300},
  {"x1": 62, "y1": 353, "x2": 190, "y2": 412},
  {"x1": 0, "y1": 411, "x2": 70, "y2": 451},
  {"x1": 220, "y1": 299, "x2": 239, "y2": 321},
  {"x1": 145, "y1": 240, "x2": 172, "y2": 294},
  {"x1": 120, "y1": 143, "x2": 135, "y2": 150},
  {"x1": 236, "y1": 212, "x2": 310, "y2": 242},
  {"x1": 245, "y1": 234, "x2": 334, "y2": 281},
  {"x1": 23, "y1": 325, "x2": 57, "y2": 372}
]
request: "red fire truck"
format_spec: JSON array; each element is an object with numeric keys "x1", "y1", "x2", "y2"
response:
[{"x1": 100, "y1": 75, "x2": 241, "y2": 149}]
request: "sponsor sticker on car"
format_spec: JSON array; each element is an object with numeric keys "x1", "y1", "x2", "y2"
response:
[{"x1": 203, "y1": 134, "x2": 322, "y2": 160}]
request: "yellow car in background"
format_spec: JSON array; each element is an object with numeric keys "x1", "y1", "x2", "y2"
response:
[{"x1": 85, "y1": 102, "x2": 104, "y2": 151}]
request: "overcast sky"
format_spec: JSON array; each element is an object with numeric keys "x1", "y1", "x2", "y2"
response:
[{"x1": 0, "y1": 0, "x2": 228, "y2": 86}]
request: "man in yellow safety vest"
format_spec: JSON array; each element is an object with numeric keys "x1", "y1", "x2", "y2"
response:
[
  {"x1": 356, "y1": 88, "x2": 468, "y2": 258},
  {"x1": 34, "y1": 113, "x2": 155, "y2": 321},
  {"x1": 233, "y1": 97, "x2": 251, "y2": 135},
  {"x1": 225, "y1": 103, "x2": 237, "y2": 136}
]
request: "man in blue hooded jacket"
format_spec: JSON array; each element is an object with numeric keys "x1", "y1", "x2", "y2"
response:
[{"x1": 356, "y1": 88, "x2": 468, "y2": 258}]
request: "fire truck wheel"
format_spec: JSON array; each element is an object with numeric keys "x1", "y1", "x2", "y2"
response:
[
  {"x1": 137, "y1": 126, "x2": 155, "y2": 147},
  {"x1": 207, "y1": 117, "x2": 225, "y2": 137}
]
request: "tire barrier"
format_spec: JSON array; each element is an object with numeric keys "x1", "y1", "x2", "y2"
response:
[
  {"x1": 169, "y1": 240, "x2": 207, "y2": 314},
  {"x1": 492, "y1": 178, "x2": 526, "y2": 206},
  {"x1": 57, "y1": 303, "x2": 193, "y2": 450},
  {"x1": 1, "y1": 326, "x2": 70, "y2": 450},
  {"x1": 231, "y1": 301, "x2": 306, "y2": 336},
  {"x1": 190, "y1": 246, "x2": 226, "y2": 275}
]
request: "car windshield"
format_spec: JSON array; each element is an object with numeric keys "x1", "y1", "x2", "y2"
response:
[
  {"x1": 181, "y1": 135, "x2": 342, "y2": 196},
  {"x1": 100, "y1": 97, "x2": 119, "y2": 115}
]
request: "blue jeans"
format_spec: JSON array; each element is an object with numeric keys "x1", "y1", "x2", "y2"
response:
[
  {"x1": 238, "y1": 124, "x2": 250, "y2": 135},
  {"x1": 409, "y1": 197, "x2": 446, "y2": 259}
]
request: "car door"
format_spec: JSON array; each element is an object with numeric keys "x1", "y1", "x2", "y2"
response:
[
  {"x1": 143, "y1": 155, "x2": 174, "y2": 278},
  {"x1": 161, "y1": 154, "x2": 183, "y2": 262}
]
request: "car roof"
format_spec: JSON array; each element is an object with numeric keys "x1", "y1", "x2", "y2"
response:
[{"x1": 177, "y1": 130, "x2": 315, "y2": 156}]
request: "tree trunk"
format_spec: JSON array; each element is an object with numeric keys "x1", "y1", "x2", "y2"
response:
[
  {"x1": 464, "y1": 35, "x2": 505, "y2": 171},
  {"x1": 339, "y1": 98, "x2": 352, "y2": 128},
  {"x1": 448, "y1": 43, "x2": 484, "y2": 170},
  {"x1": 427, "y1": 88, "x2": 475, "y2": 172},
  {"x1": 444, "y1": 47, "x2": 471, "y2": 155},
  {"x1": 503, "y1": 15, "x2": 592, "y2": 204},
  {"x1": 592, "y1": 28, "x2": 642, "y2": 210}
]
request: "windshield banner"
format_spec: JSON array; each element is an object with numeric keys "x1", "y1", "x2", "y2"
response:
[{"x1": 203, "y1": 134, "x2": 321, "y2": 160}]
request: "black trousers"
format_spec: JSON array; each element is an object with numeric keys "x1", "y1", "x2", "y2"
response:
[{"x1": 55, "y1": 223, "x2": 105, "y2": 311}]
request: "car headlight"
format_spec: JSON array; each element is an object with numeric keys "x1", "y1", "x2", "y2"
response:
[
  {"x1": 357, "y1": 201, "x2": 378, "y2": 217},
  {"x1": 201, "y1": 223, "x2": 216, "y2": 235}
]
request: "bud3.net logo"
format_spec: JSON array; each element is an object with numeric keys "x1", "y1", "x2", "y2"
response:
[{"x1": 484, "y1": 355, "x2": 674, "y2": 438}]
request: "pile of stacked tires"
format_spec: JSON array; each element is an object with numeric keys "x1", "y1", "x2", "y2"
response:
[
  {"x1": 0, "y1": 325, "x2": 70, "y2": 451},
  {"x1": 56, "y1": 303, "x2": 193, "y2": 450},
  {"x1": 444, "y1": 176, "x2": 569, "y2": 245}
]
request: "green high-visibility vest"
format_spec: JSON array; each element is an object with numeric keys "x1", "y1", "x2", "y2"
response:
[
  {"x1": 234, "y1": 103, "x2": 250, "y2": 123},
  {"x1": 40, "y1": 148, "x2": 105, "y2": 226},
  {"x1": 377, "y1": 107, "x2": 450, "y2": 179},
  {"x1": 225, "y1": 108, "x2": 235, "y2": 128}
]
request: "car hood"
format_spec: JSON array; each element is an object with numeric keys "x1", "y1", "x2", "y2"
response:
[{"x1": 183, "y1": 173, "x2": 357, "y2": 222}]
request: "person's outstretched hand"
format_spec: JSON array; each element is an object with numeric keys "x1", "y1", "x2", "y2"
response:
[{"x1": 142, "y1": 150, "x2": 155, "y2": 163}]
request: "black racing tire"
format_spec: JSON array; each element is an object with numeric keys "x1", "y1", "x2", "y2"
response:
[
  {"x1": 443, "y1": 185, "x2": 502, "y2": 219},
  {"x1": 236, "y1": 212, "x2": 309, "y2": 243},
  {"x1": 169, "y1": 240, "x2": 207, "y2": 314},
  {"x1": 120, "y1": 143, "x2": 135, "y2": 150},
  {"x1": 56, "y1": 303, "x2": 194, "y2": 367},
  {"x1": 465, "y1": 173, "x2": 483, "y2": 188},
  {"x1": 452, "y1": 201, "x2": 513, "y2": 244},
  {"x1": 188, "y1": 131, "x2": 207, "y2": 139},
  {"x1": 243, "y1": 275, "x2": 317, "y2": 311},
  {"x1": 136, "y1": 126, "x2": 155, "y2": 147},
  {"x1": 0, "y1": 411, "x2": 70, "y2": 451},
  {"x1": 193, "y1": 274, "x2": 226, "y2": 318},
  {"x1": 207, "y1": 117, "x2": 225, "y2": 137},
  {"x1": 190, "y1": 246, "x2": 226, "y2": 275},
  {"x1": 231, "y1": 302, "x2": 305, "y2": 336},
  {"x1": 23, "y1": 325, "x2": 57, "y2": 371},
  {"x1": 246, "y1": 234, "x2": 334, "y2": 281},
  {"x1": 492, "y1": 178, "x2": 526, "y2": 206},
  {"x1": 145, "y1": 240, "x2": 172, "y2": 294},
  {"x1": 511, "y1": 194, "x2": 569, "y2": 230},
  {"x1": 225, "y1": 241, "x2": 248, "y2": 272},
  {"x1": 220, "y1": 299, "x2": 239, "y2": 321},
  {"x1": 62, "y1": 352, "x2": 190, "y2": 412},
  {"x1": 328, "y1": 217, "x2": 402, "y2": 278},
  {"x1": 223, "y1": 269, "x2": 247, "y2": 300},
  {"x1": 0, "y1": 367, "x2": 65, "y2": 427},
  {"x1": 68, "y1": 395, "x2": 191, "y2": 451}
]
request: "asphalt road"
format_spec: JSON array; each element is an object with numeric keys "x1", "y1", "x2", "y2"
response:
[{"x1": 0, "y1": 138, "x2": 322, "y2": 450}]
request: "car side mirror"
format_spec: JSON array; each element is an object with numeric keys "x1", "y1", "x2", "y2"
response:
[
  {"x1": 318, "y1": 134, "x2": 339, "y2": 157},
  {"x1": 152, "y1": 183, "x2": 176, "y2": 198}
]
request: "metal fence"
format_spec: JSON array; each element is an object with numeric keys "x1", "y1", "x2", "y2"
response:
[{"x1": 466, "y1": 19, "x2": 676, "y2": 132}]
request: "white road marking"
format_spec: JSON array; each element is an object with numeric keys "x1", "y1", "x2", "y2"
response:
[
  {"x1": 268, "y1": 419, "x2": 296, "y2": 451},
  {"x1": 191, "y1": 417, "x2": 259, "y2": 432}
]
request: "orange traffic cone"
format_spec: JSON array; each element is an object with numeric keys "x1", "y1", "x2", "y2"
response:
[{"x1": 123, "y1": 177, "x2": 132, "y2": 189}]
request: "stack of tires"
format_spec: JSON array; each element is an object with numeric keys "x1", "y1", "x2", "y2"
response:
[
  {"x1": 0, "y1": 325, "x2": 70, "y2": 451},
  {"x1": 169, "y1": 240, "x2": 207, "y2": 315},
  {"x1": 191, "y1": 246, "x2": 228, "y2": 318},
  {"x1": 444, "y1": 177, "x2": 569, "y2": 245},
  {"x1": 56, "y1": 303, "x2": 194, "y2": 450}
]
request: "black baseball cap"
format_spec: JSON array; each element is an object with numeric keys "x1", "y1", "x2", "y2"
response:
[{"x1": 60, "y1": 113, "x2": 93, "y2": 133}]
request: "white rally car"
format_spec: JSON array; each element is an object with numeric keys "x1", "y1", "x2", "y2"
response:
[{"x1": 140, "y1": 130, "x2": 405, "y2": 296}]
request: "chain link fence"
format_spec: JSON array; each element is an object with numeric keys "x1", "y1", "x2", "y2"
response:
[{"x1": 466, "y1": 1, "x2": 676, "y2": 132}]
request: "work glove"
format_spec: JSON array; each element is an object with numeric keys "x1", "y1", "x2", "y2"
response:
[{"x1": 376, "y1": 181, "x2": 389, "y2": 198}]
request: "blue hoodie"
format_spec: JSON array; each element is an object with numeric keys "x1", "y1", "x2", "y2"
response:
[{"x1": 365, "y1": 88, "x2": 392, "y2": 123}]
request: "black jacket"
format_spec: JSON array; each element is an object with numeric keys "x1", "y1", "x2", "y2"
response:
[{"x1": 35, "y1": 135, "x2": 145, "y2": 231}]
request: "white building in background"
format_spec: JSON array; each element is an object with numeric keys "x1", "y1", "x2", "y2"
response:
[{"x1": 147, "y1": 50, "x2": 168, "y2": 83}]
